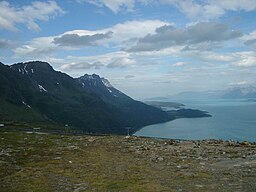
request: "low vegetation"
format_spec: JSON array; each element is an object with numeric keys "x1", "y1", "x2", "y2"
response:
[{"x1": 0, "y1": 127, "x2": 255, "y2": 192}]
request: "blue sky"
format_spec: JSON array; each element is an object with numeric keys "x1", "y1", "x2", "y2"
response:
[{"x1": 1, "y1": 0, "x2": 256, "y2": 99}]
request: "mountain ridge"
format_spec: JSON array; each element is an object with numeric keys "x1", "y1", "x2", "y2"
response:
[
  {"x1": 147, "y1": 86, "x2": 256, "y2": 101},
  {"x1": 0, "y1": 61, "x2": 172, "y2": 134}
]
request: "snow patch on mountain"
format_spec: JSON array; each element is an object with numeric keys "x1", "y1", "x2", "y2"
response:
[
  {"x1": 101, "y1": 78, "x2": 113, "y2": 88},
  {"x1": 38, "y1": 84, "x2": 47, "y2": 92},
  {"x1": 24, "y1": 64, "x2": 28, "y2": 74},
  {"x1": 22, "y1": 101, "x2": 31, "y2": 108}
]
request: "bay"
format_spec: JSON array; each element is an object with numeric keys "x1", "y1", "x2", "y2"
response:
[{"x1": 135, "y1": 99, "x2": 256, "y2": 142}]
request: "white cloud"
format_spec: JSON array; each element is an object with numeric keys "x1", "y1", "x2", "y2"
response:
[
  {"x1": 125, "y1": 75, "x2": 135, "y2": 79},
  {"x1": 14, "y1": 36, "x2": 58, "y2": 57},
  {"x1": 61, "y1": 61, "x2": 104, "y2": 70},
  {"x1": 78, "y1": 0, "x2": 256, "y2": 20},
  {"x1": 58, "y1": 51, "x2": 134, "y2": 71},
  {"x1": 0, "y1": 38, "x2": 15, "y2": 49},
  {"x1": 53, "y1": 31, "x2": 113, "y2": 47},
  {"x1": 161, "y1": 0, "x2": 256, "y2": 20},
  {"x1": 188, "y1": 51, "x2": 234, "y2": 63},
  {"x1": 173, "y1": 0, "x2": 225, "y2": 20},
  {"x1": 241, "y1": 30, "x2": 256, "y2": 41},
  {"x1": 228, "y1": 81, "x2": 248, "y2": 86},
  {"x1": 233, "y1": 52, "x2": 256, "y2": 67},
  {"x1": 77, "y1": 0, "x2": 150, "y2": 13},
  {"x1": 14, "y1": 19, "x2": 169, "y2": 57},
  {"x1": 108, "y1": 57, "x2": 136, "y2": 68},
  {"x1": 173, "y1": 61, "x2": 187, "y2": 67},
  {"x1": 60, "y1": 54, "x2": 136, "y2": 70},
  {"x1": 128, "y1": 22, "x2": 242, "y2": 52},
  {"x1": 0, "y1": 1, "x2": 64, "y2": 31},
  {"x1": 54, "y1": 45, "x2": 183, "y2": 72},
  {"x1": 64, "y1": 20, "x2": 170, "y2": 47},
  {"x1": 183, "y1": 50, "x2": 256, "y2": 68},
  {"x1": 212, "y1": 0, "x2": 256, "y2": 12},
  {"x1": 241, "y1": 30, "x2": 256, "y2": 48}
]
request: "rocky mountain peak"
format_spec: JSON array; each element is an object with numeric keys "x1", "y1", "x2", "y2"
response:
[
  {"x1": 101, "y1": 78, "x2": 113, "y2": 88},
  {"x1": 11, "y1": 61, "x2": 54, "y2": 75},
  {"x1": 78, "y1": 74, "x2": 113, "y2": 88}
]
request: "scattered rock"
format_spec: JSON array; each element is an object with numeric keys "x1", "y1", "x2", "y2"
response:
[
  {"x1": 88, "y1": 138, "x2": 96, "y2": 142},
  {"x1": 194, "y1": 142, "x2": 201, "y2": 148},
  {"x1": 241, "y1": 141, "x2": 250, "y2": 146},
  {"x1": 165, "y1": 140, "x2": 176, "y2": 145},
  {"x1": 148, "y1": 141, "x2": 155, "y2": 145},
  {"x1": 73, "y1": 187, "x2": 87, "y2": 192},
  {"x1": 196, "y1": 184, "x2": 203, "y2": 188},
  {"x1": 66, "y1": 145, "x2": 79, "y2": 150},
  {"x1": 182, "y1": 165, "x2": 189, "y2": 169}
]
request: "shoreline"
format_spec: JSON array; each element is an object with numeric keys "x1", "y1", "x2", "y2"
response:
[{"x1": 1, "y1": 126, "x2": 255, "y2": 145}]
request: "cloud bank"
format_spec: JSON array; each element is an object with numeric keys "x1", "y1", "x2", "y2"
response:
[
  {"x1": 53, "y1": 31, "x2": 113, "y2": 47},
  {"x1": 128, "y1": 22, "x2": 242, "y2": 52}
]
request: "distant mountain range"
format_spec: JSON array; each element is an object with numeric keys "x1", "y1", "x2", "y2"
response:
[
  {"x1": 147, "y1": 86, "x2": 256, "y2": 101},
  {"x1": 221, "y1": 86, "x2": 256, "y2": 99},
  {"x1": 0, "y1": 61, "x2": 172, "y2": 134}
]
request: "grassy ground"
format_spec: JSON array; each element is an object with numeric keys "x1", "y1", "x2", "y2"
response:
[{"x1": 0, "y1": 128, "x2": 256, "y2": 192}]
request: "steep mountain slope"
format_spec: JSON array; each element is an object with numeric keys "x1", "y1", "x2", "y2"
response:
[
  {"x1": 0, "y1": 61, "x2": 172, "y2": 134},
  {"x1": 0, "y1": 62, "x2": 48, "y2": 124},
  {"x1": 0, "y1": 62, "x2": 32, "y2": 104},
  {"x1": 9, "y1": 61, "x2": 127, "y2": 133},
  {"x1": 77, "y1": 74, "x2": 173, "y2": 130}
]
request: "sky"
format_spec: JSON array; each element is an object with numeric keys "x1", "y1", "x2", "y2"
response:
[{"x1": 0, "y1": 0, "x2": 256, "y2": 99}]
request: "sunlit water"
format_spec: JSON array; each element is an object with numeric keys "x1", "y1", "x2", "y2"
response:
[{"x1": 135, "y1": 99, "x2": 256, "y2": 142}]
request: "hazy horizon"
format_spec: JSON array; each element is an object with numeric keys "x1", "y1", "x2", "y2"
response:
[{"x1": 1, "y1": 0, "x2": 256, "y2": 99}]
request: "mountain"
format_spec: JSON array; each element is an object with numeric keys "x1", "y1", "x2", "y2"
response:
[
  {"x1": 159, "y1": 86, "x2": 256, "y2": 101},
  {"x1": 0, "y1": 62, "x2": 49, "y2": 124},
  {"x1": 222, "y1": 86, "x2": 256, "y2": 99},
  {"x1": 77, "y1": 74, "x2": 173, "y2": 130},
  {"x1": 166, "y1": 91, "x2": 222, "y2": 100},
  {"x1": 0, "y1": 61, "x2": 172, "y2": 134}
]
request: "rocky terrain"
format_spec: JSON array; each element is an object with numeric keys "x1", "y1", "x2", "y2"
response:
[{"x1": 0, "y1": 128, "x2": 256, "y2": 192}]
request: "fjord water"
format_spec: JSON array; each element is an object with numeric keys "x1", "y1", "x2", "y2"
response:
[{"x1": 135, "y1": 99, "x2": 256, "y2": 142}]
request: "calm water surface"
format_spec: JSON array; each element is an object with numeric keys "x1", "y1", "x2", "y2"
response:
[{"x1": 135, "y1": 99, "x2": 256, "y2": 142}]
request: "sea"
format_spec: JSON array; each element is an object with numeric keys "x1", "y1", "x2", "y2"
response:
[{"x1": 135, "y1": 99, "x2": 256, "y2": 142}]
